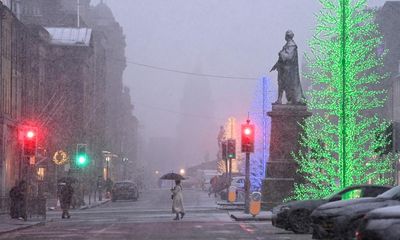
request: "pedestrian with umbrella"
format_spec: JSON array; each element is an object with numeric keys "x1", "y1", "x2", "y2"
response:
[{"x1": 160, "y1": 173, "x2": 185, "y2": 220}]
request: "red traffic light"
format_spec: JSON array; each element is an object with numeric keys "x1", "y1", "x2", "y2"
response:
[
  {"x1": 241, "y1": 123, "x2": 255, "y2": 153},
  {"x1": 20, "y1": 127, "x2": 38, "y2": 156},
  {"x1": 26, "y1": 130, "x2": 35, "y2": 139},
  {"x1": 244, "y1": 127, "x2": 252, "y2": 136}
]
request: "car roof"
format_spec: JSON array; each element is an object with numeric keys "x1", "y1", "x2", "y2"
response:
[
  {"x1": 232, "y1": 176, "x2": 245, "y2": 179},
  {"x1": 345, "y1": 184, "x2": 391, "y2": 188},
  {"x1": 114, "y1": 181, "x2": 136, "y2": 184}
]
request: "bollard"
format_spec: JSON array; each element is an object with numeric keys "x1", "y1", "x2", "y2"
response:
[
  {"x1": 228, "y1": 186, "x2": 237, "y2": 203},
  {"x1": 249, "y1": 192, "x2": 262, "y2": 217}
]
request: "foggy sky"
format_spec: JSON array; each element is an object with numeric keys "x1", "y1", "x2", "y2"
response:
[{"x1": 93, "y1": 0, "x2": 390, "y2": 169}]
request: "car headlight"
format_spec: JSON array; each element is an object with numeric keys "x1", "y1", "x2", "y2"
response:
[{"x1": 280, "y1": 206, "x2": 291, "y2": 211}]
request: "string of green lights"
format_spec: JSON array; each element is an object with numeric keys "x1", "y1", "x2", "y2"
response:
[{"x1": 292, "y1": 0, "x2": 395, "y2": 200}]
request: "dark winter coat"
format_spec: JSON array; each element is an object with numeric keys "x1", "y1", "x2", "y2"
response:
[
  {"x1": 9, "y1": 185, "x2": 26, "y2": 219},
  {"x1": 60, "y1": 185, "x2": 74, "y2": 207}
]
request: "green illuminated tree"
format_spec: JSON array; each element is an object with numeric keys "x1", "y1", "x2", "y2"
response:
[{"x1": 293, "y1": 0, "x2": 395, "y2": 200}]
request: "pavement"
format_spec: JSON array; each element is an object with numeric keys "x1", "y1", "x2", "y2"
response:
[
  {"x1": 0, "y1": 188, "x2": 313, "y2": 240},
  {"x1": 79, "y1": 199, "x2": 110, "y2": 210},
  {"x1": 216, "y1": 201, "x2": 245, "y2": 210},
  {"x1": 0, "y1": 215, "x2": 44, "y2": 235},
  {"x1": 0, "y1": 195, "x2": 110, "y2": 235}
]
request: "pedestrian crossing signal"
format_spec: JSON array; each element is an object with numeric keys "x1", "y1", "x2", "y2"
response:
[
  {"x1": 227, "y1": 139, "x2": 236, "y2": 159},
  {"x1": 76, "y1": 144, "x2": 89, "y2": 168}
]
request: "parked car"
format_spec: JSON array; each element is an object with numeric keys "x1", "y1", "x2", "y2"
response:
[
  {"x1": 271, "y1": 185, "x2": 390, "y2": 234},
  {"x1": 230, "y1": 176, "x2": 245, "y2": 189},
  {"x1": 356, "y1": 205, "x2": 400, "y2": 240},
  {"x1": 111, "y1": 181, "x2": 139, "y2": 202},
  {"x1": 311, "y1": 185, "x2": 400, "y2": 240}
]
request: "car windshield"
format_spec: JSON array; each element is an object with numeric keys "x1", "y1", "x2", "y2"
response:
[
  {"x1": 324, "y1": 190, "x2": 343, "y2": 200},
  {"x1": 377, "y1": 186, "x2": 400, "y2": 199}
]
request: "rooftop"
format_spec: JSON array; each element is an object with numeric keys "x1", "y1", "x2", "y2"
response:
[{"x1": 45, "y1": 27, "x2": 92, "y2": 46}]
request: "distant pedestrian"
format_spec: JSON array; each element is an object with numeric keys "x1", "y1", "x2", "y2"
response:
[
  {"x1": 59, "y1": 182, "x2": 74, "y2": 219},
  {"x1": 171, "y1": 180, "x2": 185, "y2": 220},
  {"x1": 9, "y1": 181, "x2": 27, "y2": 220},
  {"x1": 209, "y1": 176, "x2": 218, "y2": 197},
  {"x1": 97, "y1": 176, "x2": 103, "y2": 201}
]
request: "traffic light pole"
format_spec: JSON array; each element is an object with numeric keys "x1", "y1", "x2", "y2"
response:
[
  {"x1": 244, "y1": 152, "x2": 250, "y2": 214},
  {"x1": 228, "y1": 158, "x2": 232, "y2": 181}
]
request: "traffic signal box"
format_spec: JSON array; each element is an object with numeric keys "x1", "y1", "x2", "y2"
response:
[
  {"x1": 76, "y1": 144, "x2": 90, "y2": 168},
  {"x1": 241, "y1": 123, "x2": 255, "y2": 153},
  {"x1": 22, "y1": 128, "x2": 38, "y2": 156},
  {"x1": 221, "y1": 141, "x2": 227, "y2": 160},
  {"x1": 227, "y1": 139, "x2": 236, "y2": 159}
]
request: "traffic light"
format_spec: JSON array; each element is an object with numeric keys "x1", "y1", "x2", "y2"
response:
[
  {"x1": 23, "y1": 128, "x2": 37, "y2": 156},
  {"x1": 227, "y1": 139, "x2": 236, "y2": 159},
  {"x1": 75, "y1": 144, "x2": 89, "y2": 168},
  {"x1": 221, "y1": 141, "x2": 227, "y2": 160},
  {"x1": 241, "y1": 123, "x2": 255, "y2": 153}
]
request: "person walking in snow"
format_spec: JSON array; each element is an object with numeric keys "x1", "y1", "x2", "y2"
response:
[{"x1": 171, "y1": 180, "x2": 185, "y2": 220}]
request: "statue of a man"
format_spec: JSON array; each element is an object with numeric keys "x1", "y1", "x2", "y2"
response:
[{"x1": 270, "y1": 30, "x2": 305, "y2": 105}]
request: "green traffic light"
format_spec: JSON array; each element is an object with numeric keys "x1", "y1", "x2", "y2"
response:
[{"x1": 76, "y1": 154, "x2": 89, "y2": 168}]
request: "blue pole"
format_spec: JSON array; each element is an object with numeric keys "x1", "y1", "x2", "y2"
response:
[{"x1": 262, "y1": 77, "x2": 267, "y2": 178}]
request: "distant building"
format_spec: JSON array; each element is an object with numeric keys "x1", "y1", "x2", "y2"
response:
[
  {"x1": 176, "y1": 65, "x2": 217, "y2": 169},
  {"x1": 375, "y1": 2, "x2": 400, "y2": 120},
  {"x1": 146, "y1": 137, "x2": 177, "y2": 174},
  {"x1": 375, "y1": 1, "x2": 400, "y2": 154},
  {"x1": 0, "y1": 3, "x2": 49, "y2": 199}
]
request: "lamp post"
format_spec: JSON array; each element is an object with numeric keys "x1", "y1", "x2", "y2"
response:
[
  {"x1": 122, "y1": 157, "x2": 128, "y2": 180},
  {"x1": 105, "y1": 156, "x2": 111, "y2": 179}
]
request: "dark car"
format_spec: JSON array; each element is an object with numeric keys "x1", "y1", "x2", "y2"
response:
[
  {"x1": 311, "y1": 185, "x2": 400, "y2": 240},
  {"x1": 111, "y1": 181, "x2": 139, "y2": 202},
  {"x1": 271, "y1": 185, "x2": 390, "y2": 234},
  {"x1": 356, "y1": 205, "x2": 400, "y2": 240}
]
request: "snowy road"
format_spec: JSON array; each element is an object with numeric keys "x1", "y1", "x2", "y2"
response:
[{"x1": 0, "y1": 189, "x2": 313, "y2": 240}]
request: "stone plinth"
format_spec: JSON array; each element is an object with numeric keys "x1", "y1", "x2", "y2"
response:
[{"x1": 262, "y1": 104, "x2": 312, "y2": 209}]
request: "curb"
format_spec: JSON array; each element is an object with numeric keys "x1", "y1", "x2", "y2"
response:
[
  {"x1": 230, "y1": 214, "x2": 271, "y2": 221},
  {"x1": 79, "y1": 199, "x2": 110, "y2": 210},
  {"x1": 218, "y1": 206, "x2": 245, "y2": 211},
  {"x1": 229, "y1": 211, "x2": 272, "y2": 222},
  {"x1": 0, "y1": 221, "x2": 44, "y2": 236},
  {"x1": 216, "y1": 201, "x2": 245, "y2": 206}
]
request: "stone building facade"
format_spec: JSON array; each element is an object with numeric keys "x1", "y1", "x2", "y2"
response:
[{"x1": 0, "y1": 2, "x2": 49, "y2": 201}]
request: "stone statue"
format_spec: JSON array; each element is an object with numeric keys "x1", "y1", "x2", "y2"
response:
[{"x1": 270, "y1": 30, "x2": 305, "y2": 105}]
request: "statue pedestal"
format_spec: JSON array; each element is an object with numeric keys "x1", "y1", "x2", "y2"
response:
[{"x1": 262, "y1": 104, "x2": 312, "y2": 209}]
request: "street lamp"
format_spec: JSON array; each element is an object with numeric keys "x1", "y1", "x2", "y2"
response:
[
  {"x1": 122, "y1": 157, "x2": 128, "y2": 180},
  {"x1": 180, "y1": 168, "x2": 185, "y2": 175},
  {"x1": 105, "y1": 156, "x2": 111, "y2": 179}
]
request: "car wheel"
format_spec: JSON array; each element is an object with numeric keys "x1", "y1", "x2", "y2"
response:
[
  {"x1": 345, "y1": 218, "x2": 362, "y2": 239},
  {"x1": 288, "y1": 209, "x2": 312, "y2": 234}
]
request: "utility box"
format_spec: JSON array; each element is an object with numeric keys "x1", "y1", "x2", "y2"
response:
[
  {"x1": 250, "y1": 192, "x2": 262, "y2": 217},
  {"x1": 228, "y1": 186, "x2": 237, "y2": 203}
]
